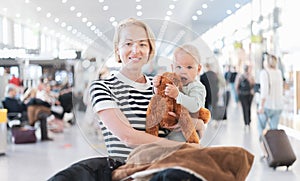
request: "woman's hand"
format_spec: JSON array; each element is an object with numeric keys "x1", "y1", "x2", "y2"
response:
[
  {"x1": 153, "y1": 75, "x2": 161, "y2": 87},
  {"x1": 153, "y1": 75, "x2": 161, "y2": 94}
]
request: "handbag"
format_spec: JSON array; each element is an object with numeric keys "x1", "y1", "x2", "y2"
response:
[{"x1": 11, "y1": 126, "x2": 37, "y2": 144}]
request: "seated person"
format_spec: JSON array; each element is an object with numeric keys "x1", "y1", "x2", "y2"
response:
[
  {"x1": 36, "y1": 83, "x2": 64, "y2": 119},
  {"x1": 2, "y1": 84, "x2": 27, "y2": 122},
  {"x1": 22, "y1": 87, "x2": 53, "y2": 141}
]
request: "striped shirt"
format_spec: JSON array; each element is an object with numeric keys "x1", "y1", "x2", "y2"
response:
[{"x1": 89, "y1": 72, "x2": 153, "y2": 160}]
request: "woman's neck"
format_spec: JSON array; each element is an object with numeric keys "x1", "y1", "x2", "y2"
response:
[{"x1": 119, "y1": 69, "x2": 145, "y2": 83}]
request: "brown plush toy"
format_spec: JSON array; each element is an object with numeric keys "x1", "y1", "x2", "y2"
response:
[{"x1": 146, "y1": 72, "x2": 211, "y2": 143}]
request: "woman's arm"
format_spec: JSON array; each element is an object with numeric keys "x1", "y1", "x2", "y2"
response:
[{"x1": 97, "y1": 108, "x2": 173, "y2": 148}]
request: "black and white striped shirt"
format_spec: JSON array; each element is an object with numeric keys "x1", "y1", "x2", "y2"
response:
[{"x1": 89, "y1": 72, "x2": 153, "y2": 160}]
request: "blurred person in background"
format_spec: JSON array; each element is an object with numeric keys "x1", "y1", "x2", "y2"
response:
[
  {"x1": 236, "y1": 65, "x2": 255, "y2": 128},
  {"x1": 257, "y1": 54, "x2": 284, "y2": 141}
]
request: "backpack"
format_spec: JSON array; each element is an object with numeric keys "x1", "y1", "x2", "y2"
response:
[{"x1": 238, "y1": 76, "x2": 251, "y2": 94}]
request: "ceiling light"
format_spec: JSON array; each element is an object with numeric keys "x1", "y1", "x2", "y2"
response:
[
  {"x1": 192, "y1": 15, "x2": 198, "y2": 20},
  {"x1": 235, "y1": 3, "x2": 241, "y2": 8},
  {"x1": 76, "y1": 12, "x2": 82, "y2": 17},
  {"x1": 82, "y1": 18, "x2": 87, "y2": 22},
  {"x1": 62, "y1": 0, "x2": 68, "y2": 3},
  {"x1": 90, "y1": 25, "x2": 96, "y2": 31},
  {"x1": 99, "y1": 0, "x2": 104, "y2": 3},
  {"x1": 137, "y1": 11, "x2": 142, "y2": 16},
  {"x1": 136, "y1": 5, "x2": 142, "y2": 10},
  {"x1": 103, "y1": 6, "x2": 109, "y2": 11},
  {"x1": 202, "y1": 4, "x2": 208, "y2": 9},
  {"x1": 72, "y1": 29, "x2": 77, "y2": 34},
  {"x1": 61, "y1": 22, "x2": 66, "y2": 27},
  {"x1": 25, "y1": 0, "x2": 30, "y2": 4},
  {"x1": 112, "y1": 21, "x2": 118, "y2": 27},
  {"x1": 136, "y1": 0, "x2": 141, "y2": 2},
  {"x1": 70, "y1": 6, "x2": 75, "y2": 11},
  {"x1": 196, "y1": 10, "x2": 203, "y2": 15},
  {"x1": 109, "y1": 17, "x2": 115, "y2": 22},
  {"x1": 36, "y1": 7, "x2": 41, "y2": 12},
  {"x1": 226, "y1": 10, "x2": 232, "y2": 15},
  {"x1": 97, "y1": 32, "x2": 103, "y2": 36},
  {"x1": 46, "y1": 13, "x2": 51, "y2": 18},
  {"x1": 169, "y1": 4, "x2": 175, "y2": 9},
  {"x1": 165, "y1": 16, "x2": 170, "y2": 20},
  {"x1": 166, "y1": 11, "x2": 172, "y2": 16},
  {"x1": 54, "y1": 18, "x2": 59, "y2": 23},
  {"x1": 67, "y1": 26, "x2": 72, "y2": 31},
  {"x1": 86, "y1": 22, "x2": 92, "y2": 27}
]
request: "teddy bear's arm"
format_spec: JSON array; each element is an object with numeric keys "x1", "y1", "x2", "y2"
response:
[{"x1": 146, "y1": 95, "x2": 168, "y2": 136}]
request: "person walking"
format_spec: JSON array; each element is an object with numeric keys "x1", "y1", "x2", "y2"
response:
[
  {"x1": 200, "y1": 63, "x2": 219, "y2": 120},
  {"x1": 257, "y1": 54, "x2": 284, "y2": 140},
  {"x1": 236, "y1": 65, "x2": 255, "y2": 128}
]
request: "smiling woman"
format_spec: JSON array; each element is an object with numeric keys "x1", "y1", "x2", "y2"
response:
[{"x1": 52, "y1": 17, "x2": 208, "y2": 181}]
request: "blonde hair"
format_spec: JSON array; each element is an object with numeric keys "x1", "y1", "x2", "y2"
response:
[
  {"x1": 173, "y1": 44, "x2": 201, "y2": 64},
  {"x1": 113, "y1": 18, "x2": 156, "y2": 63}
]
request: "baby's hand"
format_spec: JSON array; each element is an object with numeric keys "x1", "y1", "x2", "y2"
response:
[{"x1": 165, "y1": 83, "x2": 179, "y2": 99}]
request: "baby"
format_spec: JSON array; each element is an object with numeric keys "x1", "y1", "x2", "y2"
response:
[{"x1": 154, "y1": 43, "x2": 207, "y2": 142}]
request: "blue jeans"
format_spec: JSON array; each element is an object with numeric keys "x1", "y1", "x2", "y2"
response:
[
  {"x1": 150, "y1": 168, "x2": 203, "y2": 181},
  {"x1": 257, "y1": 108, "x2": 282, "y2": 137},
  {"x1": 230, "y1": 83, "x2": 238, "y2": 103}
]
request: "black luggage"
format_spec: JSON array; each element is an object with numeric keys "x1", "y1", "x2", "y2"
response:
[
  {"x1": 212, "y1": 90, "x2": 230, "y2": 120},
  {"x1": 262, "y1": 129, "x2": 296, "y2": 170},
  {"x1": 212, "y1": 106, "x2": 227, "y2": 120}
]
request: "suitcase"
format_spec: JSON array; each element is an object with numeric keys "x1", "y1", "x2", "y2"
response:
[
  {"x1": 212, "y1": 90, "x2": 229, "y2": 120},
  {"x1": 11, "y1": 126, "x2": 37, "y2": 144},
  {"x1": 212, "y1": 106, "x2": 227, "y2": 120},
  {"x1": 262, "y1": 129, "x2": 296, "y2": 170}
]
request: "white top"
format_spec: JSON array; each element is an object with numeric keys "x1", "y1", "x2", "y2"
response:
[
  {"x1": 259, "y1": 69, "x2": 284, "y2": 110},
  {"x1": 176, "y1": 80, "x2": 206, "y2": 113}
]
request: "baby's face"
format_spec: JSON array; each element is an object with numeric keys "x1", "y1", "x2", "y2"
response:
[{"x1": 172, "y1": 51, "x2": 201, "y2": 86}]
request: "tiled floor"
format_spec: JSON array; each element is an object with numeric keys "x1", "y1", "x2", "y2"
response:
[{"x1": 0, "y1": 99, "x2": 299, "y2": 181}]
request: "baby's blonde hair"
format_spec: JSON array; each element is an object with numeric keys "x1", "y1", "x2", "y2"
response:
[{"x1": 173, "y1": 44, "x2": 201, "y2": 64}]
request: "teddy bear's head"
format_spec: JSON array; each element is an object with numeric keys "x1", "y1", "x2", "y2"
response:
[{"x1": 156, "y1": 72, "x2": 182, "y2": 96}]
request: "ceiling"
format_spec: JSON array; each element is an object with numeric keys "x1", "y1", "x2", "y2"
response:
[{"x1": 0, "y1": 0, "x2": 251, "y2": 59}]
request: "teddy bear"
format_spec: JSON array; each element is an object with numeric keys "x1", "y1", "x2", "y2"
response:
[{"x1": 146, "y1": 72, "x2": 211, "y2": 143}]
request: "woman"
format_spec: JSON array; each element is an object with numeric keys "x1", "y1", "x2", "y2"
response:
[
  {"x1": 88, "y1": 18, "x2": 202, "y2": 180},
  {"x1": 257, "y1": 54, "x2": 284, "y2": 140}
]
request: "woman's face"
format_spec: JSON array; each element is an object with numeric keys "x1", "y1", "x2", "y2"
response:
[{"x1": 117, "y1": 25, "x2": 150, "y2": 70}]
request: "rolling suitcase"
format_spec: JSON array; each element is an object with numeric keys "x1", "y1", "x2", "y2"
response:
[
  {"x1": 262, "y1": 129, "x2": 296, "y2": 170},
  {"x1": 212, "y1": 90, "x2": 230, "y2": 120}
]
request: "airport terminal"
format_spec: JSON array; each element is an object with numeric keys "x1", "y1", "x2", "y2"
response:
[{"x1": 0, "y1": 0, "x2": 299, "y2": 180}]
